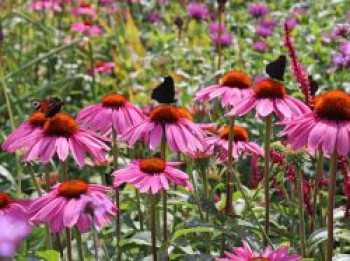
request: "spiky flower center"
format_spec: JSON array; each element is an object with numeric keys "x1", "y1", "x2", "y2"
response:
[
  {"x1": 177, "y1": 107, "x2": 193, "y2": 121},
  {"x1": 219, "y1": 125, "x2": 249, "y2": 142},
  {"x1": 314, "y1": 90, "x2": 350, "y2": 121},
  {"x1": 101, "y1": 94, "x2": 127, "y2": 108},
  {"x1": 28, "y1": 112, "x2": 47, "y2": 127},
  {"x1": 254, "y1": 78, "x2": 286, "y2": 99},
  {"x1": 0, "y1": 192, "x2": 11, "y2": 209},
  {"x1": 83, "y1": 19, "x2": 93, "y2": 26},
  {"x1": 79, "y1": 2, "x2": 91, "y2": 8},
  {"x1": 94, "y1": 60, "x2": 105, "y2": 68},
  {"x1": 248, "y1": 257, "x2": 270, "y2": 261},
  {"x1": 43, "y1": 113, "x2": 79, "y2": 137},
  {"x1": 150, "y1": 105, "x2": 181, "y2": 123},
  {"x1": 220, "y1": 71, "x2": 252, "y2": 89},
  {"x1": 58, "y1": 180, "x2": 89, "y2": 198},
  {"x1": 140, "y1": 158, "x2": 166, "y2": 174}
]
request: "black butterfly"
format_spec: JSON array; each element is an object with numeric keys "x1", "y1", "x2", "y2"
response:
[
  {"x1": 308, "y1": 75, "x2": 319, "y2": 97},
  {"x1": 151, "y1": 76, "x2": 177, "y2": 104},
  {"x1": 31, "y1": 97, "x2": 64, "y2": 117},
  {"x1": 266, "y1": 55, "x2": 287, "y2": 81}
]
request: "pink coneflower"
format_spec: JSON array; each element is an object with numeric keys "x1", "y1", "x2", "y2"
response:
[
  {"x1": 194, "y1": 70, "x2": 254, "y2": 108},
  {"x1": 113, "y1": 158, "x2": 193, "y2": 194},
  {"x1": 77, "y1": 94, "x2": 144, "y2": 135},
  {"x1": 71, "y1": 20, "x2": 103, "y2": 37},
  {"x1": 72, "y1": 2, "x2": 97, "y2": 17},
  {"x1": 30, "y1": 180, "x2": 116, "y2": 233},
  {"x1": 217, "y1": 240, "x2": 300, "y2": 261},
  {"x1": 2, "y1": 112, "x2": 46, "y2": 152},
  {"x1": 0, "y1": 192, "x2": 30, "y2": 221},
  {"x1": 211, "y1": 32, "x2": 233, "y2": 47},
  {"x1": 91, "y1": 60, "x2": 116, "y2": 74},
  {"x1": 29, "y1": 0, "x2": 62, "y2": 12},
  {"x1": 0, "y1": 216, "x2": 31, "y2": 258},
  {"x1": 7, "y1": 113, "x2": 109, "y2": 166},
  {"x1": 253, "y1": 41, "x2": 269, "y2": 52},
  {"x1": 121, "y1": 105, "x2": 206, "y2": 154},
  {"x1": 208, "y1": 125, "x2": 263, "y2": 160},
  {"x1": 226, "y1": 78, "x2": 310, "y2": 120},
  {"x1": 280, "y1": 90, "x2": 350, "y2": 156},
  {"x1": 249, "y1": 3, "x2": 269, "y2": 18},
  {"x1": 187, "y1": 2, "x2": 209, "y2": 20}
]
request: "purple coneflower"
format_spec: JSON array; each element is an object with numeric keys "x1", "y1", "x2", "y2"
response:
[
  {"x1": 30, "y1": 180, "x2": 116, "y2": 233},
  {"x1": 226, "y1": 78, "x2": 310, "y2": 120},
  {"x1": 194, "y1": 70, "x2": 254, "y2": 108},
  {"x1": 71, "y1": 20, "x2": 103, "y2": 37},
  {"x1": 113, "y1": 158, "x2": 193, "y2": 194},
  {"x1": 72, "y1": 2, "x2": 97, "y2": 17},
  {"x1": 77, "y1": 94, "x2": 144, "y2": 135},
  {"x1": 121, "y1": 105, "x2": 206, "y2": 154},
  {"x1": 217, "y1": 240, "x2": 300, "y2": 261},
  {"x1": 7, "y1": 113, "x2": 109, "y2": 166}
]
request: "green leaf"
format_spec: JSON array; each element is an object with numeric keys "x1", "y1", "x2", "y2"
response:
[
  {"x1": 36, "y1": 250, "x2": 59, "y2": 261},
  {"x1": 170, "y1": 227, "x2": 215, "y2": 244}
]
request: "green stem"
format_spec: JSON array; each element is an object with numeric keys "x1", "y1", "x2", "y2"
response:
[
  {"x1": 0, "y1": 77, "x2": 15, "y2": 129},
  {"x1": 327, "y1": 151, "x2": 337, "y2": 261},
  {"x1": 136, "y1": 189, "x2": 144, "y2": 230},
  {"x1": 200, "y1": 165, "x2": 209, "y2": 200},
  {"x1": 112, "y1": 130, "x2": 121, "y2": 261},
  {"x1": 311, "y1": 150, "x2": 323, "y2": 233},
  {"x1": 225, "y1": 116, "x2": 235, "y2": 214},
  {"x1": 44, "y1": 164, "x2": 51, "y2": 191},
  {"x1": 61, "y1": 161, "x2": 68, "y2": 182},
  {"x1": 91, "y1": 216, "x2": 99, "y2": 261},
  {"x1": 296, "y1": 166, "x2": 306, "y2": 256},
  {"x1": 65, "y1": 228, "x2": 72, "y2": 261},
  {"x1": 150, "y1": 193, "x2": 158, "y2": 261},
  {"x1": 217, "y1": 4, "x2": 223, "y2": 70},
  {"x1": 264, "y1": 114, "x2": 273, "y2": 246},
  {"x1": 88, "y1": 41, "x2": 96, "y2": 101},
  {"x1": 76, "y1": 228, "x2": 84, "y2": 261},
  {"x1": 160, "y1": 128, "x2": 168, "y2": 244}
]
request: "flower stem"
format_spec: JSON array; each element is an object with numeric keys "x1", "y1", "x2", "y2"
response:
[
  {"x1": 136, "y1": 189, "x2": 144, "y2": 230},
  {"x1": 76, "y1": 228, "x2": 84, "y2": 261},
  {"x1": 264, "y1": 114, "x2": 273, "y2": 246},
  {"x1": 160, "y1": 130, "x2": 168, "y2": 245},
  {"x1": 112, "y1": 129, "x2": 121, "y2": 261},
  {"x1": 150, "y1": 193, "x2": 158, "y2": 261},
  {"x1": 61, "y1": 161, "x2": 72, "y2": 261},
  {"x1": 225, "y1": 116, "x2": 235, "y2": 214},
  {"x1": 311, "y1": 150, "x2": 323, "y2": 233},
  {"x1": 65, "y1": 228, "x2": 72, "y2": 261},
  {"x1": 217, "y1": 3, "x2": 223, "y2": 70},
  {"x1": 327, "y1": 151, "x2": 337, "y2": 261},
  {"x1": 91, "y1": 216, "x2": 99, "y2": 261},
  {"x1": 296, "y1": 166, "x2": 306, "y2": 257},
  {"x1": 88, "y1": 41, "x2": 97, "y2": 101}
]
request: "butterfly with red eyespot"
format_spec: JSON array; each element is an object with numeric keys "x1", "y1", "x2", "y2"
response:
[{"x1": 31, "y1": 97, "x2": 64, "y2": 117}]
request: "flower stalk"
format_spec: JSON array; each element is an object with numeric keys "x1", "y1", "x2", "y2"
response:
[
  {"x1": 327, "y1": 151, "x2": 338, "y2": 261},
  {"x1": 264, "y1": 114, "x2": 273, "y2": 246}
]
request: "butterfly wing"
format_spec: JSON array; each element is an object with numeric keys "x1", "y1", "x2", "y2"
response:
[
  {"x1": 266, "y1": 55, "x2": 287, "y2": 81},
  {"x1": 46, "y1": 97, "x2": 64, "y2": 117},
  {"x1": 308, "y1": 76, "x2": 319, "y2": 97},
  {"x1": 151, "y1": 76, "x2": 176, "y2": 104}
]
